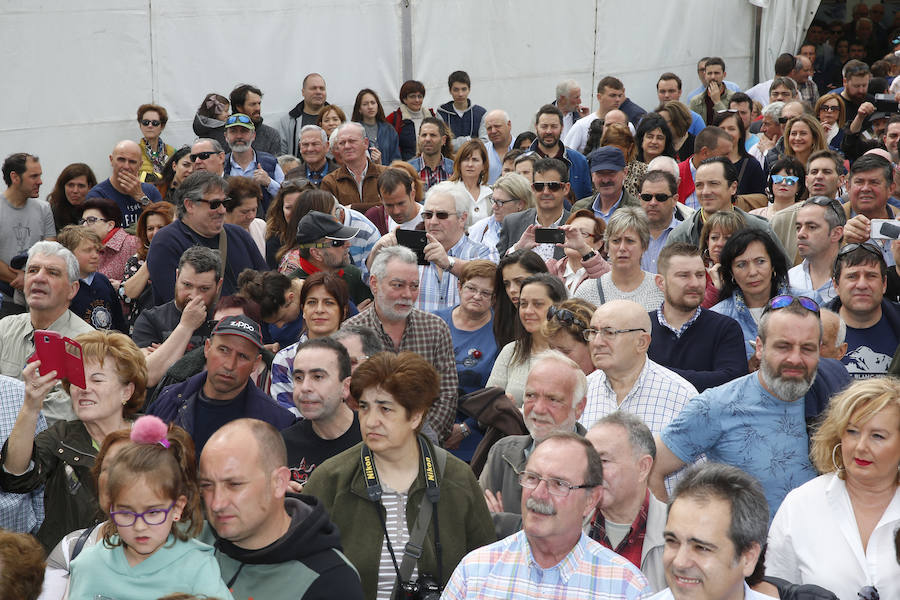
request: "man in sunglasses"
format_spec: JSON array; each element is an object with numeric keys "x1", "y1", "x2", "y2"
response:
[
  {"x1": 637, "y1": 170, "x2": 691, "y2": 273},
  {"x1": 572, "y1": 146, "x2": 639, "y2": 222},
  {"x1": 85, "y1": 140, "x2": 162, "y2": 228},
  {"x1": 190, "y1": 138, "x2": 226, "y2": 176},
  {"x1": 650, "y1": 296, "x2": 821, "y2": 518},
  {"x1": 222, "y1": 113, "x2": 284, "y2": 215}
]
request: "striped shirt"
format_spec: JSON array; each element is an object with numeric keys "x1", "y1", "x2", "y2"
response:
[
  {"x1": 0, "y1": 375, "x2": 47, "y2": 533},
  {"x1": 376, "y1": 489, "x2": 416, "y2": 600},
  {"x1": 442, "y1": 530, "x2": 651, "y2": 600}
]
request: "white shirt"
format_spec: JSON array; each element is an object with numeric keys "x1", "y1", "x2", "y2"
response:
[
  {"x1": 388, "y1": 204, "x2": 424, "y2": 232},
  {"x1": 564, "y1": 113, "x2": 600, "y2": 154},
  {"x1": 650, "y1": 582, "x2": 771, "y2": 600},
  {"x1": 788, "y1": 260, "x2": 837, "y2": 304},
  {"x1": 766, "y1": 473, "x2": 900, "y2": 600}
]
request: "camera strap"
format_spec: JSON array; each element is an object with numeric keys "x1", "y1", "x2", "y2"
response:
[{"x1": 360, "y1": 435, "x2": 445, "y2": 592}]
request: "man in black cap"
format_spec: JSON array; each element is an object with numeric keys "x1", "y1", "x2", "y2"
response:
[
  {"x1": 289, "y1": 210, "x2": 373, "y2": 306},
  {"x1": 149, "y1": 314, "x2": 296, "y2": 456},
  {"x1": 572, "y1": 146, "x2": 640, "y2": 221}
]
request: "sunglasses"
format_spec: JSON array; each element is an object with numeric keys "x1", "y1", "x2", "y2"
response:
[
  {"x1": 532, "y1": 181, "x2": 564, "y2": 192},
  {"x1": 141, "y1": 119, "x2": 161, "y2": 127},
  {"x1": 226, "y1": 114, "x2": 253, "y2": 126},
  {"x1": 307, "y1": 239, "x2": 347, "y2": 248},
  {"x1": 547, "y1": 305, "x2": 589, "y2": 330},
  {"x1": 421, "y1": 210, "x2": 457, "y2": 220},
  {"x1": 190, "y1": 151, "x2": 222, "y2": 162},
  {"x1": 640, "y1": 193, "x2": 671, "y2": 202},
  {"x1": 819, "y1": 105, "x2": 840, "y2": 113},
  {"x1": 191, "y1": 197, "x2": 228, "y2": 210},
  {"x1": 806, "y1": 196, "x2": 845, "y2": 224},
  {"x1": 764, "y1": 294, "x2": 820, "y2": 315},
  {"x1": 771, "y1": 175, "x2": 799, "y2": 185},
  {"x1": 838, "y1": 241, "x2": 884, "y2": 259}
]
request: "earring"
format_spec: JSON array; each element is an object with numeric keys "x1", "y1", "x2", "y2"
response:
[{"x1": 832, "y1": 443, "x2": 844, "y2": 472}]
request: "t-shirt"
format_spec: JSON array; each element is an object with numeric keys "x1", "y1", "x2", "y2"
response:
[
  {"x1": 0, "y1": 196, "x2": 56, "y2": 303},
  {"x1": 86, "y1": 179, "x2": 162, "y2": 228},
  {"x1": 435, "y1": 308, "x2": 499, "y2": 395},
  {"x1": 131, "y1": 300, "x2": 216, "y2": 351},
  {"x1": 192, "y1": 389, "x2": 247, "y2": 457},
  {"x1": 281, "y1": 413, "x2": 362, "y2": 485},
  {"x1": 842, "y1": 314, "x2": 898, "y2": 379}
]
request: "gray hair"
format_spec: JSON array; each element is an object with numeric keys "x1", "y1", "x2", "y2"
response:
[
  {"x1": 530, "y1": 350, "x2": 587, "y2": 407},
  {"x1": 370, "y1": 245, "x2": 417, "y2": 282},
  {"x1": 192, "y1": 138, "x2": 224, "y2": 153},
  {"x1": 647, "y1": 156, "x2": 680, "y2": 182},
  {"x1": 328, "y1": 127, "x2": 340, "y2": 152},
  {"x1": 604, "y1": 206, "x2": 650, "y2": 250},
  {"x1": 332, "y1": 324, "x2": 386, "y2": 356},
  {"x1": 492, "y1": 172, "x2": 534, "y2": 209},
  {"x1": 486, "y1": 109, "x2": 511, "y2": 123},
  {"x1": 277, "y1": 155, "x2": 302, "y2": 172},
  {"x1": 425, "y1": 181, "x2": 469, "y2": 216},
  {"x1": 27, "y1": 241, "x2": 79, "y2": 283},
  {"x1": 177, "y1": 246, "x2": 222, "y2": 282},
  {"x1": 759, "y1": 301, "x2": 823, "y2": 344},
  {"x1": 668, "y1": 463, "x2": 769, "y2": 557},
  {"x1": 176, "y1": 171, "x2": 228, "y2": 219},
  {"x1": 556, "y1": 79, "x2": 580, "y2": 100},
  {"x1": 300, "y1": 124, "x2": 329, "y2": 145},
  {"x1": 770, "y1": 76, "x2": 798, "y2": 98},
  {"x1": 594, "y1": 411, "x2": 656, "y2": 460},
  {"x1": 762, "y1": 101, "x2": 785, "y2": 120}
]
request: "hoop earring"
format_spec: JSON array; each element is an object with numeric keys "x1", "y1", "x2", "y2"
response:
[{"x1": 832, "y1": 443, "x2": 844, "y2": 472}]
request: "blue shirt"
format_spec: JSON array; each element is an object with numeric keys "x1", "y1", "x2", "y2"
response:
[
  {"x1": 661, "y1": 372, "x2": 818, "y2": 519},
  {"x1": 0, "y1": 375, "x2": 46, "y2": 533},
  {"x1": 842, "y1": 314, "x2": 898, "y2": 379},
  {"x1": 228, "y1": 151, "x2": 285, "y2": 197},
  {"x1": 86, "y1": 179, "x2": 162, "y2": 228},
  {"x1": 687, "y1": 110, "x2": 705, "y2": 136},
  {"x1": 487, "y1": 139, "x2": 514, "y2": 184},
  {"x1": 590, "y1": 192, "x2": 624, "y2": 222},
  {"x1": 417, "y1": 235, "x2": 499, "y2": 313},
  {"x1": 641, "y1": 215, "x2": 679, "y2": 273}
]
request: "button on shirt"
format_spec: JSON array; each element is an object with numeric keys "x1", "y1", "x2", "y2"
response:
[
  {"x1": 641, "y1": 215, "x2": 679, "y2": 273},
  {"x1": 417, "y1": 235, "x2": 499, "y2": 313},
  {"x1": 228, "y1": 152, "x2": 285, "y2": 197}
]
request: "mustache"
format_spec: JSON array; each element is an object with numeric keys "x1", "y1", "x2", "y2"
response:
[{"x1": 526, "y1": 497, "x2": 556, "y2": 515}]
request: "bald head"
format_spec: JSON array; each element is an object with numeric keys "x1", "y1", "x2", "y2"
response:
[
  {"x1": 110, "y1": 139, "x2": 142, "y2": 180},
  {"x1": 485, "y1": 109, "x2": 512, "y2": 146},
  {"x1": 203, "y1": 418, "x2": 287, "y2": 473},
  {"x1": 588, "y1": 300, "x2": 652, "y2": 375},
  {"x1": 781, "y1": 101, "x2": 806, "y2": 121},
  {"x1": 604, "y1": 109, "x2": 628, "y2": 128},
  {"x1": 598, "y1": 299, "x2": 652, "y2": 331}
]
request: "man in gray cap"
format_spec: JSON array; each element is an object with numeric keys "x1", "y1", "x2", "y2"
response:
[
  {"x1": 572, "y1": 146, "x2": 640, "y2": 222},
  {"x1": 289, "y1": 210, "x2": 373, "y2": 306}
]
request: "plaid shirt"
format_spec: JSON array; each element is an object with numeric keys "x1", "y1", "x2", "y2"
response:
[
  {"x1": 442, "y1": 530, "x2": 651, "y2": 600},
  {"x1": 589, "y1": 489, "x2": 650, "y2": 569},
  {"x1": 344, "y1": 306, "x2": 458, "y2": 440},
  {"x1": 417, "y1": 234, "x2": 499, "y2": 313},
  {"x1": 0, "y1": 375, "x2": 47, "y2": 533},
  {"x1": 420, "y1": 163, "x2": 451, "y2": 191},
  {"x1": 655, "y1": 305, "x2": 702, "y2": 339}
]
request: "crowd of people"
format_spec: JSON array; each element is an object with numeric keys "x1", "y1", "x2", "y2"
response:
[{"x1": 4, "y1": 4, "x2": 900, "y2": 599}]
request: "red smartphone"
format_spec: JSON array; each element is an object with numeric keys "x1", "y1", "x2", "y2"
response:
[{"x1": 28, "y1": 330, "x2": 86, "y2": 389}]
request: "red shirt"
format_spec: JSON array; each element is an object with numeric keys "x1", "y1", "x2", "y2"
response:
[{"x1": 588, "y1": 488, "x2": 650, "y2": 569}]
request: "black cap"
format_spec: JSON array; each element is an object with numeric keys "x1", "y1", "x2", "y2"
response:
[
  {"x1": 296, "y1": 210, "x2": 360, "y2": 245},
  {"x1": 211, "y1": 315, "x2": 264, "y2": 350}
]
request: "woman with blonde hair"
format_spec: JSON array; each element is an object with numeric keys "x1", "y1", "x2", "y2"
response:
[{"x1": 468, "y1": 172, "x2": 532, "y2": 249}]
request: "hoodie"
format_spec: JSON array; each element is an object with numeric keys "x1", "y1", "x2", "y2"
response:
[
  {"x1": 201, "y1": 494, "x2": 364, "y2": 600},
  {"x1": 192, "y1": 113, "x2": 231, "y2": 152}
]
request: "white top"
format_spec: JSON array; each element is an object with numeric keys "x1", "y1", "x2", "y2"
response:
[
  {"x1": 485, "y1": 341, "x2": 538, "y2": 407},
  {"x1": 574, "y1": 271, "x2": 665, "y2": 312},
  {"x1": 248, "y1": 218, "x2": 267, "y2": 257},
  {"x1": 460, "y1": 182, "x2": 493, "y2": 226},
  {"x1": 650, "y1": 582, "x2": 771, "y2": 600},
  {"x1": 564, "y1": 113, "x2": 600, "y2": 154},
  {"x1": 766, "y1": 473, "x2": 900, "y2": 600}
]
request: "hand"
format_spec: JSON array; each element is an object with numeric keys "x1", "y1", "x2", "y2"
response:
[
  {"x1": 264, "y1": 342, "x2": 280, "y2": 354},
  {"x1": 287, "y1": 480, "x2": 304, "y2": 494},
  {"x1": 483, "y1": 489, "x2": 504, "y2": 513},
  {"x1": 892, "y1": 240, "x2": 900, "y2": 269},
  {"x1": 708, "y1": 81, "x2": 722, "y2": 104},
  {"x1": 109, "y1": 278, "x2": 121, "y2": 289},
  {"x1": 843, "y1": 214, "x2": 871, "y2": 244},
  {"x1": 748, "y1": 353, "x2": 761, "y2": 373},
  {"x1": 858, "y1": 102, "x2": 876, "y2": 119},
  {"x1": 423, "y1": 233, "x2": 451, "y2": 269},
  {"x1": 22, "y1": 361, "x2": 58, "y2": 413},
  {"x1": 578, "y1": 105, "x2": 590, "y2": 118},
  {"x1": 252, "y1": 164, "x2": 271, "y2": 186},
  {"x1": 116, "y1": 170, "x2": 144, "y2": 199},
  {"x1": 179, "y1": 296, "x2": 208, "y2": 331},
  {"x1": 515, "y1": 225, "x2": 538, "y2": 251},
  {"x1": 560, "y1": 224, "x2": 593, "y2": 255},
  {"x1": 822, "y1": 122, "x2": 833, "y2": 133},
  {"x1": 444, "y1": 424, "x2": 466, "y2": 450},
  {"x1": 10, "y1": 270, "x2": 24, "y2": 291},
  {"x1": 707, "y1": 263, "x2": 723, "y2": 290},
  {"x1": 369, "y1": 147, "x2": 382, "y2": 164},
  {"x1": 357, "y1": 298, "x2": 372, "y2": 311}
]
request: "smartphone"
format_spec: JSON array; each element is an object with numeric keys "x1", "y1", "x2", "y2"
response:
[
  {"x1": 534, "y1": 227, "x2": 565, "y2": 245},
  {"x1": 871, "y1": 219, "x2": 900, "y2": 240},
  {"x1": 396, "y1": 229, "x2": 429, "y2": 265},
  {"x1": 28, "y1": 330, "x2": 86, "y2": 389}
]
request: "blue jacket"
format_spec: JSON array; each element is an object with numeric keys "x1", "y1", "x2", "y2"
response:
[
  {"x1": 361, "y1": 121, "x2": 401, "y2": 166},
  {"x1": 526, "y1": 139, "x2": 592, "y2": 200},
  {"x1": 437, "y1": 100, "x2": 487, "y2": 141},
  {"x1": 224, "y1": 150, "x2": 278, "y2": 213},
  {"x1": 710, "y1": 291, "x2": 762, "y2": 359}
]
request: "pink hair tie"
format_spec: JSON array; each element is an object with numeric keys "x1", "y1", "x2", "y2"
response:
[{"x1": 131, "y1": 415, "x2": 170, "y2": 448}]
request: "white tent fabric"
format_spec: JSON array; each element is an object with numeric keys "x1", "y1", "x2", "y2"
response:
[
  {"x1": 1, "y1": 0, "x2": 817, "y2": 187},
  {"x1": 752, "y1": 0, "x2": 821, "y2": 83}
]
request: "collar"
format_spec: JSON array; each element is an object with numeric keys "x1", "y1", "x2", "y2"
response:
[
  {"x1": 532, "y1": 209, "x2": 566, "y2": 227},
  {"x1": 590, "y1": 488, "x2": 651, "y2": 548},
  {"x1": 229, "y1": 150, "x2": 258, "y2": 170},
  {"x1": 592, "y1": 191, "x2": 624, "y2": 218},
  {"x1": 81, "y1": 272, "x2": 96, "y2": 285},
  {"x1": 526, "y1": 531, "x2": 588, "y2": 582},
  {"x1": 657, "y1": 304, "x2": 702, "y2": 337},
  {"x1": 297, "y1": 256, "x2": 344, "y2": 278}
]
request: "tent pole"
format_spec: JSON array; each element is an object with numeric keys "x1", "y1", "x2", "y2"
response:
[
  {"x1": 400, "y1": 0, "x2": 413, "y2": 81},
  {"x1": 753, "y1": 4, "x2": 763, "y2": 85}
]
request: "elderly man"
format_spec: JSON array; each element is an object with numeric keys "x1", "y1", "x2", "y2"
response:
[
  {"x1": 149, "y1": 315, "x2": 295, "y2": 455},
  {"x1": 198, "y1": 418, "x2": 363, "y2": 600},
  {"x1": 343, "y1": 246, "x2": 458, "y2": 442},
  {"x1": 223, "y1": 113, "x2": 284, "y2": 213},
  {"x1": 587, "y1": 412, "x2": 667, "y2": 592},
  {"x1": 321, "y1": 122, "x2": 387, "y2": 213},
  {"x1": 840, "y1": 154, "x2": 898, "y2": 267},
  {"x1": 0, "y1": 241, "x2": 93, "y2": 423},
  {"x1": 485, "y1": 109, "x2": 514, "y2": 184},
  {"x1": 445, "y1": 431, "x2": 650, "y2": 599},
  {"x1": 572, "y1": 146, "x2": 640, "y2": 221},
  {"x1": 296, "y1": 125, "x2": 338, "y2": 186},
  {"x1": 650, "y1": 296, "x2": 821, "y2": 518},
  {"x1": 147, "y1": 171, "x2": 267, "y2": 304},
  {"x1": 480, "y1": 351, "x2": 588, "y2": 536},
  {"x1": 554, "y1": 79, "x2": 590, "y2": 138},
  {"x1": 85, "y1": 140, "x2": 162, "y2": 227},
  {"x1": 277, "y1": 73, "x2": 330, "y2": 157},
  {"x1": 189, "y1": 138, "x2": 226, "y2": 176},
  {"x1": 366, "y1": 167, "x2": 424, "y2": 235},
  {"x1": 748, "y1": 101, "x2": 785, "y2": 168}
]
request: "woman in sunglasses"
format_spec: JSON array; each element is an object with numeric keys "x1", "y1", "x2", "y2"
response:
[
  {"x1": 783, "y1": 114, "x2": 827, "y2": 172},
  {"x1": 711, "y1": 229, "x2": 791, "y2": 365},
  {"x1": 713, "y1": 109, "x2": 766, "y2": 195},
  {"x1": 814, "y1": 93, "x2": 846, "y2": 152},
  {"x1": 751, "y1": 157, "x2": 807, "y2": 220},
  {"x1": 136, "y1": 103, "x2": 175, "y2": 182},
  {"x1": 767, "y1": 377, "x2": 900, "y2": 600},
  {"x1": 542, "y1": 298, "x2": 596, "y2": 375}
]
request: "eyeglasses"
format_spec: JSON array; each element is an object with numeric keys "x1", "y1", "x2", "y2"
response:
[
  {"x1": 771, "y1": 175, "x2": 799, "y2": 185},
  {"x1": 582, "y1": 327, "x2": 646, "y2": 342},
  {"x1": 639, "y1": 193, "x2": 671, "y2": 202},
  {"x1": 191, "y1": 197, "x2": 228, "y2": 210},
  {"x1": 806, "y1": 196, "x2": 845, "y2": 224},
  {"x1": 79, "y1": 216, "x2": 112, "y2": 225},
  {"x1": 532, "y1": 181, "x2": 564, "y2": 192},
  {"x1": 838, "y1": 242, "x2": 884, "y2": 260},
  {"x1": 819, "y1": 105, "x2": 840, "y2": 113},
  {"x1": 461, "y1": 283, "x2": 494, "y2": 298},
  {"x1": 764, "y1": 294, "x2": 820, "y2": 316},
  {"x1": 518, "y1": 470, "x2": 597, "y2": 497},
  {"x1": 547, "y1": 305, "x2": 589, "y2": 330},
  {"x1": 858, "y1": 585, "x2": 880, "y2": 600},
  {"x1": 492, "y1": 196, "x2": 521, "y2": 208},
  {"x1": 421, "y1": 210, "x2": 457, "y2": 220},
  {"x1": 110, "y1": 501, "x2": 176, "y2": 527},
  {"x1": 226, "y1": 114, "x2": 253, "y2": 126},
  {"x1": 190, "y1": 151, "x2": 222, "y2": 162},
  {"x1": 140, "y1": 119, "x2": 161, "y2": 127}
]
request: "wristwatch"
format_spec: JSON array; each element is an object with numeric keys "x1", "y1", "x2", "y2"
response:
[
  {"x1": 581, "y1": 250, "x2": 597, "y2": 262},
  {"x1": 138, "y1": 195, "x2": 151, "y2": 206},
  {"x1": 446, "y1": 256, "x2": 456, "y2": 271},
  {"x1": 459, "y1": 423, "x2": 471, "y2": 437}
]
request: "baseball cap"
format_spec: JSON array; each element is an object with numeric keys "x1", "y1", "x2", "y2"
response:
[
  {"x1": 588, "y1": 146, "x2": 626, "y2": 172},
  {"x1": 296, "y1": 211, "x2": 360, "y2": 245},
  {"x1": 211, "y1": 315, "x2": 264, "y2": 350},
  {"x1": 225, "y1": 113, "x2": 255, "y2": 131}
]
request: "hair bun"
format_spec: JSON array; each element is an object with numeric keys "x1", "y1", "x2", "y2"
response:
[{"x1": 131, "y1": 415, "x2": 171, "y2": 448}]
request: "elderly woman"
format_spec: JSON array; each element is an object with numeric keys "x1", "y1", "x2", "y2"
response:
[
  {"x1": 542, "y1": 298, "x2": 596, "y2": 375},
  {"x1": 546, "y1": 209, "x2": 609, "y2": 295},
  {"x1": 136, "y1": 103, "x2": 175, "y2": 181},
  {"x1": 46, "y1": 163, "x2": 98, "y2": 230},
  {"x1": 468, "y1": 172, "x2": 532, "y2": 249},
  {"x1": 574, "y1": 207, "x2": 664, "y2": 311},
  {"x1": 304, "y1": 352, "x2": 495, "y2": 600},
  {"x1": 386, "y1": 80, "x2": 436, "y2": 160},
  {"x1": 79, "y1": 197, "x2": 141, "y2": 282},
  {"x1": 767, "y1": 377, "x2": 900, "y2": 599},
  {"x1": 0, "y1": 330, "x2": 146, "y2": 552},
  {"x1": 450, "y1": 139, "x2": 493, "y2": 225}
]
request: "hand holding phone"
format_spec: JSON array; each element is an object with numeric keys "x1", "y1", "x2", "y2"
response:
[
  {"x1": 28, "y1": 330, "x2": 86, "y2": 389},
  {"x1": 534, "y1": 227, "x2": 566, "y2": 245}
]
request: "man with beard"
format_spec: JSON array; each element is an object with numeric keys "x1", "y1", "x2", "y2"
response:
[
  {"x1": 229, "y1": 84, "x2": 283, "y2": 156},
  {"x1": 342, "y1": 245, "x2": 457, "y2": 443},
  {"x1": 838, "y1": 61, "x2": 876, "y2": 124},
  {"x1": 407, "y1": 117, "x2": 454, "y2": 191},
  {"x1": 527, "y1": 104, "x2": 591, "y2": 199},
  {"x1": 649, "y1": 296, "x2": 821, "y2": 518},
  {"x1": 222, "y1": 113, "x2": 284, "y2": 215}
]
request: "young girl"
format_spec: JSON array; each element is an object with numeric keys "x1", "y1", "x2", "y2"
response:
[{"x1": 68, "y1": 416, "x2": 233, "y2": 600}]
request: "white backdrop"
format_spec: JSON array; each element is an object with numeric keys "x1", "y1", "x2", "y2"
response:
[{"x1": 1, "y1": 0, "x2": 817, "y2": 190}]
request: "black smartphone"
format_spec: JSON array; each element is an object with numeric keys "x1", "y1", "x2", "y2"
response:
[
  {"x1": 534, "y1": 227, "x2": 565, "y2": 244},
  {"x1": 396, "y1": 229, "x2": 429, "y2": 265}
]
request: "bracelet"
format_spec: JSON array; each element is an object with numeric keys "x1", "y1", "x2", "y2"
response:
[
  {"x1": 581, "y1": 250, "x2": 597, "y2": 262},
  {"x1": 459, "y1": 423, "x2": 471, "y2": 437}
]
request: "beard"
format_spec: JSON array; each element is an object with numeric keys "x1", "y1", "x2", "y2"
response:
[
  {"x1": 375, "y1": 295, "x2": 413, "y2": 321},
  {"x1": 230, "y1": 141, "x2": 252, "y2": 153},
  {"x1": 759, "y1": 352, "x2": 817, "y2": 402}
]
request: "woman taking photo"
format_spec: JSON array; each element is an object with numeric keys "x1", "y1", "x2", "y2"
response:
[
  {"x1": 156, "y1": 146, "x2": 194, "y2": 205},
  {"x1": 120, "y1": 202, "x2": 175, "y2": 334},
  {"x1": 815, "y1": 93, "x2": 846, "y2": 151},
  {"x1": 47, "y1": 163, "x2": 98, "y2": 230},
  {"x1": 542, "y1": 298, "x2": 596, "y2": 375},
  {"x1": 751, "y1": 157, "x2": 807, "y2": 220},
  {"x1": 0, "y1": 330, "x2": 147, "y2": 552},
  {"x1": 468, "y1": 172, "x2": 532, "y2": 250},
  {"x1": 784, "y1": 114, "x2": 827, "y2": 170},
  {"x1": 493, "y1": 250, "x2": 548, "y2": 348},
  {"x1": 136, "y1": 103, "x2": 175, "y2": 182},
  {"x1": 304, "y1": 352, "x2": 495, "y2": 600},
  {"x1": 487, "y1": 273, "x2": 567, "y2": 406},
  {"x1": 767, "y1": 376, "x2": 900, "y2": 599},
  {"x1": 386, "y1": 80, "x2": 436, "y2": 160},
  {"x1": 714, "y1": 109, "x2": 766, "y2": 195},
  {"x1": 699, "y1": 210, "x2": 746, "y2": 308},
  {"x1": 450, "y1": 139, "x2": 493, "y2": 225},
  {"x1": 352, "y1": 88, "x2": 401, "y2": 166},
  {"x1": 546, "y1": 209, "x2": 609, "y2": 295},
  {"x1": 635, "y1": 113, "x2": 676, "y2": 164},
  {"x1": 79, "y1": 197, "x2": 141, "y2": 282}
]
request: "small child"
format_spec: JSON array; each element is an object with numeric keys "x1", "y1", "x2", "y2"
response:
[
  {"x1": 68, "y1": 416, "x2": 233, "y2": 600},
  {"x1": 57, "y1": 225, "x2": 126, "y2": 332}
]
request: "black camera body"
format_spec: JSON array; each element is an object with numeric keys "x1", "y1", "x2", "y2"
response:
[{"x1": 397, "y1": 575, "x2": 442, "y2": 600}]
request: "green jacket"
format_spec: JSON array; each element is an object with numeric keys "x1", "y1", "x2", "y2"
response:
[{"x1": 303, "y1": 439, "x2": 496, "y2": 600}]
